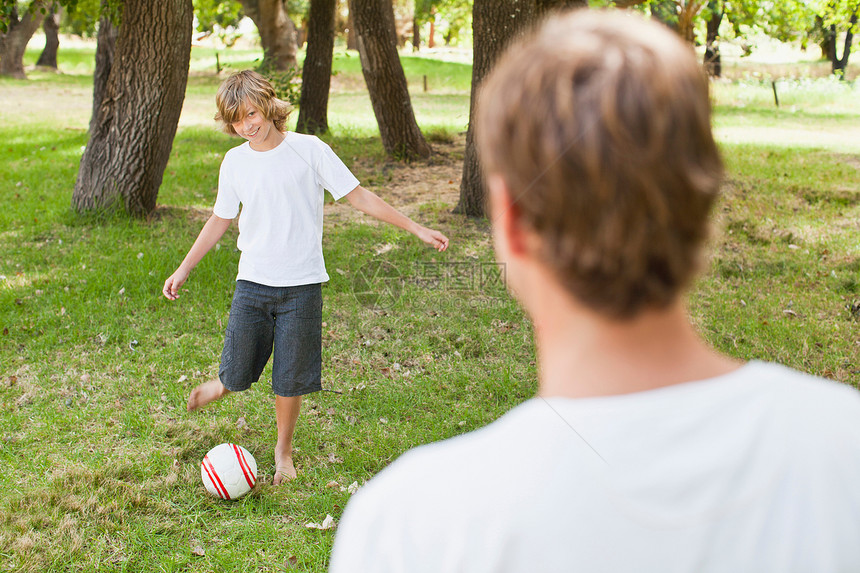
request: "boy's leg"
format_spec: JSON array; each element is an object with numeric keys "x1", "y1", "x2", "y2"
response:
[
  {"x1": 271, "y1": 283, "x2": 323, "y2": 484},
  {"x1": 274, "y1": 395, "x2": 302, "y2": 485},
  {"x1": 187, "y1": 379, "x2": 231, "y2": 411},
  {"x1": 189, "y1": 280, "x2": 273, "y2": 412}
]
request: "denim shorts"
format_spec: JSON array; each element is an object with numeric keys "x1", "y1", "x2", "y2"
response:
[{"x1": 219, "y1": 280, "x2": 322, "y2": 397}]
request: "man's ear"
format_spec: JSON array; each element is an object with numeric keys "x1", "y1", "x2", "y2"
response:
[{"x1": 487, "y1": 174, "x2": 528, "y2": 257}]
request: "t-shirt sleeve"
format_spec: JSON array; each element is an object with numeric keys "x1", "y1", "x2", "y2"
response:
[
  {"x1": 212, "y1": 155, "x2": 241, "y2": 219},
  {"x1": 313, "y1": 139, "x2": 360, "y2": 201}
]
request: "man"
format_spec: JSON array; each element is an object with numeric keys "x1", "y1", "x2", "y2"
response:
[{"x1": 330, "y1": 10, "x2": 860, "y2": 572}]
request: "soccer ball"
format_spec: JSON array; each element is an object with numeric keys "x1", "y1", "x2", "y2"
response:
[{"x1": 201, "y1": 443, "x2": 258, "y2": 500}]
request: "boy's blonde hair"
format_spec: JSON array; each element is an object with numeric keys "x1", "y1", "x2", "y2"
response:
[
  {"x1": 215, "y1": 70, "x2": 293, "y2": 135},
  {"x1": 477, "y1": 10, "x2": 723, "y2": 320}
]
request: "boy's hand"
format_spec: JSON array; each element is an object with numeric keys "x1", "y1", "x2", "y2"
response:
[
  {"x1": 163, "y1": 268, "x2": 190, "y2": 300},
  {"x1": 417, "y1": 226, "x2": 449, "y2": 252}
]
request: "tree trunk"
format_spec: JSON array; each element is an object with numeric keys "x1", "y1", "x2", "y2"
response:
[
  {"x1": 832, "y1": 12, "x2": 857, "y2": 77},
  {"x1": 72, "y1": 0, "x2": 193, "y2": 218},
  {"x1": 297, "y1": 0, "x2": 336, "y2": 134},
  {"x1": 676, "y1": 0, "x2": 707, "y2": 44},
  {"x1": 534, "y1": 0, "x2": 588, "y2": 15},
  {"x1": 349, "y1": 0, "x2": 431, "y2": 160},
  {"x1": 0, "y1": 2, "x2": 48, "y2": 79},
  {"x1": 35, "y1": 4, "x2": 60, "y2": 69},
  {"x1": 240, "y1": 0, "x2": 298, "y2": 71},
  {"x1": 89, "y1": 6, "x2": 118, "y2": 135},
  {"x1": 456, "y1": 0, "x2": 535, "y2": 218},
  {"x1": 346, "y1": 10, "x2": 357, "y2": 50},
  {"x1": 412, "y1": 14, "x2": 420, "y2": 51},
  {"x1": 703, "y1": 1, "x2": 722, "y2": 77}
]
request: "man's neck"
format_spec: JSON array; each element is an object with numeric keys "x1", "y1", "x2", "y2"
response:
[{"x1": 529, "y1": 285, "x2": 740, "y2": 399}]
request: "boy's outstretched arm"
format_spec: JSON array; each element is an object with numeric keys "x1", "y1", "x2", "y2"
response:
[
  {"x1": 163, "y1": 214, "x2": 232, "y2": 300},
  {"x1": 345, "y1": 185, "x2": 449, "y2": 252}
]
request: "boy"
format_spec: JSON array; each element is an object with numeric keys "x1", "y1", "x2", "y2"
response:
[
  {"x1": 163, "y1": 70, "x2": 448, "y2": 485},
  {"x1": 330, "y1": 10, "x2": 860, "y2": 571}
]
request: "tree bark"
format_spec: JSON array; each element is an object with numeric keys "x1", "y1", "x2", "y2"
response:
[
  {"x1": 346, "y1": 10, "x2": 357, "y2": 50},
  {"x1": 535, "y1": 0, "x2": 588, "y2": 15},
  {"x1": 456, "y1": 0, "x2": 536, "y2": 218},
  {"x1": 349, "y1": 0, "x2": 431, "y2": 160},
  {"x1": 0, "y1": 1, "x2": 47, "y2": 79},
  {"x1": 704, "y1": 1, "x2": 722, "y2": 77},
  {"x1": 89, "y1": 6, "x2": 118, "y2": 135},
  {"x1": 35, "y1": 3, "x2": 60, "y2": 69},
  {"x1": 240, "y1": 0, "x2": 299, "y2": 71},
  {"x1": 412, "y1": 14, "x2": 420, "y2": 51},
  {"x1": 297, "y1": 0, "x2": 336, "y2": 134},
  {"x1": 72, "y1": 0, "x2": 193, "y2": 218}
]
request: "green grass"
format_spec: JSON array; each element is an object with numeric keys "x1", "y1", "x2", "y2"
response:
[{"x1": 1, "y1": 38, "x2": 860, "y2": 572}]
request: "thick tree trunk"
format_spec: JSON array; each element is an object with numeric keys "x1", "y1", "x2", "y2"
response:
[
  {"x1": 35, "y1": 4, "x2": 60, "y2": 69},
  {"x1": 241, "y1": 0, "x2": 299, "y2": 71},
  {"x1": 0, "y1": 2, "x2": 47, "y2": 79},
  {"x1": 297, "y1": 0, "x2": 336, "y2": 134},
  {"x1": 72, "y1": 0, "x2": 193, "y2": 218},
  {"x1": 704, "y1": 1, "x2": 722, "y2": 77},
  {"x1": 89, "y1": 8, "x2": 118, "y2": 135},
  {"x1": 349, "y1": 0, "x2": 430, "y2": 160},
  {"x1": 534, "y1": 0, "x2": 588, "y2": 15},
  {"x1": 456, "y1": 0, "x2": 535, "y2": 218},
  {"x1": 832, "y1": 12, "x2": 857, "y2": 77}
]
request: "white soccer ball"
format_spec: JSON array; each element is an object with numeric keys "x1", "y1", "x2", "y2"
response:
[{"x1": 201, "y1": 443, "x2": 258, "y2": 500}]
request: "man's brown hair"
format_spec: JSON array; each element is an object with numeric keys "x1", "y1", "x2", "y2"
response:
[
  {"x1": 477, "y1": 10, "x2": 723, "y2": 319},
  {"x1": 215, "y1": 70, "x2": 293, "y2": 135}
]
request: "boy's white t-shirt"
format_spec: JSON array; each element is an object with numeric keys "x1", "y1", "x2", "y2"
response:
[
  {"x1": 213, "y1": 132, "x2": 359, "y2": 287},
  {"x1": 330, "y1": 362, "x2": 860, "y2": 572}
]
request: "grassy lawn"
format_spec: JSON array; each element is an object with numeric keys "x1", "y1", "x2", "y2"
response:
[{"x1": 1, "y1": 40, "x2": 859, "y2": 572}]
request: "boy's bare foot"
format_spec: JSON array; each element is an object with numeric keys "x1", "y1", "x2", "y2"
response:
[
  {"x1": 273, "y1": 456, "x2": 297, "y2": 485},
  {"x1": 187, "y1": 380, "x2": 230, "y2": 412}
]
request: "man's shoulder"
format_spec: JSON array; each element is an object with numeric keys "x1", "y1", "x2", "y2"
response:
[
  {"x1": 352, "y1": 399, "x2": 554, "y2": 504},
  {"x1": 744, "y1": 361, "x2": 860, "y2": 417}
]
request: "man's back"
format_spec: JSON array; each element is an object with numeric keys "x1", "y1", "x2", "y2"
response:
[{"x1": 331, "y1": 362, "x2": 860, "y2": 572}]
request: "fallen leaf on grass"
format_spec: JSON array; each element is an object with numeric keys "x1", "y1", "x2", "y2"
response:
[
  {"x1": 328, "y1": 453, "x2": 343, "y2": 464},
  {"x1": 191, "y1": 544, "x2": 205, "y2": 557},
  {"x1": 305, "y1": 514, "x2": 335, "y2": 530},
  {"x1": 347, "y1": 481, "x2": 359, "y2": 494}
]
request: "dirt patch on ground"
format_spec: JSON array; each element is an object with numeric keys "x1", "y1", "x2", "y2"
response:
[{"x1": 324, "y1": 135, "x2": 466, "y2": 226}]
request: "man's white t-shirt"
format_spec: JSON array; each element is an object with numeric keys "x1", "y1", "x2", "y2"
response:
[
  {"x1": 330, "y1": 362, "x2": 860, "y2": 572},
  {"x1": 213, "y1": 132, "x2": 359, "y2": 287}
]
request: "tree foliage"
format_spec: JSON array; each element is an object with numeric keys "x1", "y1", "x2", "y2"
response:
[
  {"x1": 414, "y1": 0, "x2": 472, "y2": 46},
  {"x1": 193, "y1": 0, "x2": 244, "y2": 46}
]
